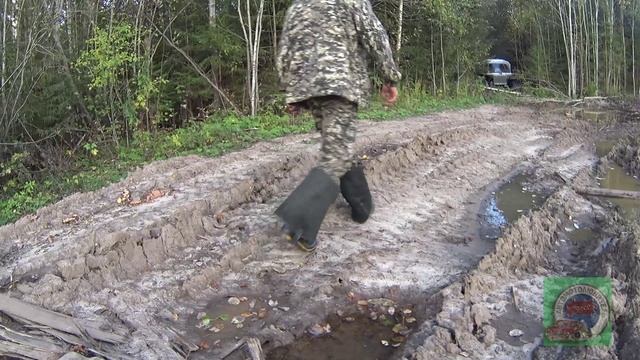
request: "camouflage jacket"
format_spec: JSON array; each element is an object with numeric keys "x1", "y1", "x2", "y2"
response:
[{"x1": 276, "y1": 0, "x2": 401, "y2": 107}]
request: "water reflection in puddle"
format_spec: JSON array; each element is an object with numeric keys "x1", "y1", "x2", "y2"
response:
[
  {"x1": 598, "y1": 163, "x2": 640, "y2": 220},
  {"x1": 481, "y1": 173, "x2": 545, "y2": 240}
]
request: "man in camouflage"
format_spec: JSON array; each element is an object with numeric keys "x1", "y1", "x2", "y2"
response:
[{"x1": 275, "y1": 0, "x2": 401, "y2": 251}]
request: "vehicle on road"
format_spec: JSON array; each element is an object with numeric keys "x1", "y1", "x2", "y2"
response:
[{"x1": 480, "y1": 59, "x2": 518, "y2": 89}]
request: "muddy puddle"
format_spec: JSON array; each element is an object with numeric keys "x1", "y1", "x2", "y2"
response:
[
  {"x1": 598, "y1": 163, "x2": 640, "y2": 219},
  {"x1": 266, "y1": 314, "x2": 397, "y2": 360},
  {"x1": 480, "y1": 173, "x2": 546, "y2": 240},
  {"x1": 265, "y1": 297, "x2": 430, "y2": 360}
]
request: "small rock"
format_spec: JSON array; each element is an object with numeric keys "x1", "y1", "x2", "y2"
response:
[
  {"x1": 249, "y1": 300, "x2": 256, "y2": 309},
  {"x1": 231, "y1": 316, "x2": 245, "y2": 324},
  {"x1": 337, "y1": 310, "x2": 344, "y2": 317},
  {"x1": 279, "y1": 306, "x2": 290, "y2": 312},
  {"x1": 344, "y1": 317, "x2": 355, "y2": 322},
  {"x1": 258, "y1": 308, "x2": 268, "y2": 318},
  {"x1": 381, "y1": 340, "x2": 390, "y2": 347},
  {"x1": 268, "y1": 299, "x2": 278, "y2": 307},
  {"x1": 509, "y1": 329, "x2": 524, "y2": 337},
  {"x1": 196, "y1": 312, "x2": 207, "y2": 320},
  {"x1": 403, "y1": 309, "x2": 412, "y2": 315},
  {"x1": 482, "y1": 325, "x2": 497, "y2": 344},
  {"x1": 239, "y1": 296, "x2": 248, "y2": 302},
  {"x1": 228, "y1": 297, "x2": 241, "y2": 305},
  {"x1": 357, "y1": 300, "x2": 368, "y2": 306},
  {"x1": 406, "y1": 317, "x2": 417, "y2": 324},
  {"x1": 370, "y1": 312, "x2": 378, "y2": 320}
]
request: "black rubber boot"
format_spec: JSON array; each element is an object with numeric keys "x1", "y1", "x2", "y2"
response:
[
  {"x1": 275, "y1": 167, "x2": 340, "y2": 251},
  {"x1": 340, "y1": 165, "x2": 373, "y2": 223}
]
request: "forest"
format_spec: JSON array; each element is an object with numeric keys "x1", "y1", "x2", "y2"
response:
[{"x1": 0, "y1": 0, "x2": 639, "y2": 224}]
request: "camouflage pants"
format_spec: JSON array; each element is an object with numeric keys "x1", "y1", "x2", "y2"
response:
[{"x1": 307, "y1": 96, "x2": 357, "y2": 182}]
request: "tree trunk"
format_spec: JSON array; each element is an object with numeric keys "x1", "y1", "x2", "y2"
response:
[
  {"x1": 621, "y1": 7, "x2": 627, "y2": 92},
  {"x1": 238, "y1": 0, "x2": 264, "y2": 116},
  {"x1": 209, "y1": 0, "x2": 216, "y2": 26},
  {"x1": 633, "y1": 0, "x2": 636, "y2": 95},
  {"x1": 1, "y1": 0, "x2": 7, "y2": 103},
  {"x1": 595, "y1": 0, "x2": 600, "y2": 95},
  {"x1": 272, "y1": 0, "x2": 277, "y2": 64},
  {"x1": 440, "y1": 23, "x2": 446, "y2": 95},
  {"x1": 396, "y1": 0, "x2": 403, "y2": 53},
  {"x1": 431, "y1": 30, "x2": 436, "y2": 94},
  {"x1": 50, "y1": 0, "x2": 91, "y2": 123}
]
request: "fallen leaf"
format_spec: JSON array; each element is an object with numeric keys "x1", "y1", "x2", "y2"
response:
[
  {"x1": 145, "y1": 188, "x2": 168, "y2": 202},
  {"x1": 406, "y1": 317, "x2": 417, "y2": 324},
  {"x1": 62, "y1": 214, "x2": 79, "y2": 224},
  {"x1": 392, "y1": 324, "x2": 409, "y2": 335},
  {"x1": 209, "y1": 326, "x2": 222, "y2": 333},
  {"x1": 241, "y1": 312, "x2": 255, "y2": 318},
  {"x1": 357, "y1": 300, "x2": 368, "y2": 306},
  {"x1": 116, "y1": 189, "x2": 131, "y2": 205}
]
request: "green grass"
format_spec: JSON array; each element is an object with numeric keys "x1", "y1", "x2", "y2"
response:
[{"x1": 0, "y1": 90, "x2": 506, "y2": 226}]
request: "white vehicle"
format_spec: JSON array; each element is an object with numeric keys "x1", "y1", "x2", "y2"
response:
[{"x1": 482, "y1": 59, "x2": 515, "y2": 88}]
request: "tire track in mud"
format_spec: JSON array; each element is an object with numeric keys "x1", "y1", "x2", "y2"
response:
[
  {"x1": 404, "y1": 135, "x2": 640, "y2": 360},
  {"x1": 0, "y1": 105, "x2": 575, "y2": 358},
  {"x1": 171, "y1": 117, "x2": 555, "y2": 357}
]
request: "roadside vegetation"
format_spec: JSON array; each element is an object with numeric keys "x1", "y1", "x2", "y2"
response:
[{"x1": 1, "y1": 0, "x2": 639, "y2": 225}]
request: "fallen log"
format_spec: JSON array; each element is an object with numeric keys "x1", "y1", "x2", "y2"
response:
[
  {"x1": 575, "y1": 187, "x2": 640, "y2": 200},
  {"x1": 0, "y1": 294, "x2": 126, "y2": 344},
  {"x1": 484, "y1": 86, "x2": 521, "y2": 96}
]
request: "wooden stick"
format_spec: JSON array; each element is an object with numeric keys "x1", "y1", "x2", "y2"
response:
[{"x1": 575, "y1": 187, "x2": 640, "y2": 200}]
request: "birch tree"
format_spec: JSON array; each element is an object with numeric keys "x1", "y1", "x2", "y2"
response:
[{"x1": 238, "y1": 0, "x2": 264, "y2": 116}]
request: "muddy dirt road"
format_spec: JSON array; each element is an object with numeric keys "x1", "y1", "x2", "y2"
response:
[{"x1": 1, "y1": 104, "x2": 639, "y2": 359}]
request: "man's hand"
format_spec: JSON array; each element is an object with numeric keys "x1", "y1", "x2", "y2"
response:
[{"x1": 381, "y1": 84, "x2": 398, "y2": 106}]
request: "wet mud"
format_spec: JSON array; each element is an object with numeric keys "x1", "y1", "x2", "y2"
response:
[{"x1": 1, "y1": 104, "x2": 639, "y2": 359}]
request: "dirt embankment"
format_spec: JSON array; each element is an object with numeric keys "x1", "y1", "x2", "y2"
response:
[
  {"x1": 610, "y1": 137, "x2": 640, "y2": 178},
  {"x1": 405, "y1": 127, "x2": 640, "y2": 360}
]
